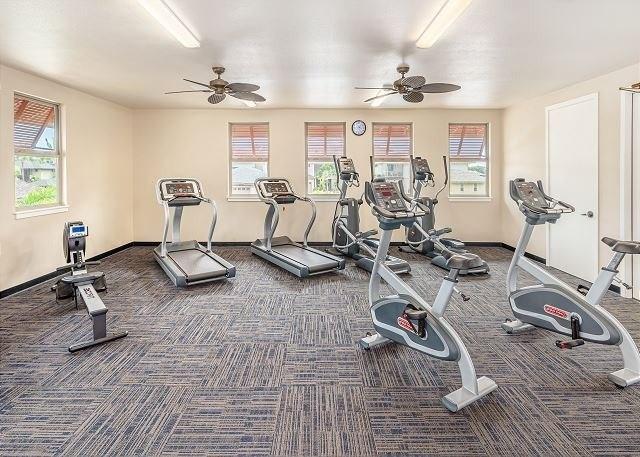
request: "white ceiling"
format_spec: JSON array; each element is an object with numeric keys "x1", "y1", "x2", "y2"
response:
[{"x1": 0, "y1": 0, "x2": 639, "y2": 109}]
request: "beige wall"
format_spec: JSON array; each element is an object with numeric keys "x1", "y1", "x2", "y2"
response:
[
  {"x1": 502, "y1": 63, "x2": 640, "y2": 261},
  {"x1": 132, "y1": 109, "x2": 502, "y2": 244},
  {"x1": 0, "y1": 65, "x2": 134, "y2": 291}
]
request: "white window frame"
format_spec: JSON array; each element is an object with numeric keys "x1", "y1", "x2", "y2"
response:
[
  {"x1": 305, "y1": 121, "x2": 345, "y2": 199},
  {"x1": 227, "y1": 122, "x2": 270, "y2": 201},
  {"x1": 13, "y1": 93, "x2": 68, "y2": 218},
  {"x1": 371, "y1": 122, "x2": 413, "y2": 185},
  {"x1": 447, "y1": 122, "x2": 491, "y2": 201}
]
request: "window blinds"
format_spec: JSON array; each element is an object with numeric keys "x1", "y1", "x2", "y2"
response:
[
  {"x1": 373, "y1": 123, "x2": 412, "y2": 159},
  {"x1": 13, "y1": 96, "x2": 57, "y2": 151},
  {"x1": 449, "y1": 124, "x2": 487, "y2": 159},
  {"x1": 230, "y1": 123, "x2": 269, "y2": 161},
  {"x1": 306, "y1": 123, "x2": 345, "y2": 160}
]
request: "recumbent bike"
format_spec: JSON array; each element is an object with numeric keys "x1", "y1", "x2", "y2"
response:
[
  {"x1": 360, "y1": 180, "x2": 497, "y2": 412},
  {"x1": 504, "y1": 179, "x2": 640, "y2": 387}
]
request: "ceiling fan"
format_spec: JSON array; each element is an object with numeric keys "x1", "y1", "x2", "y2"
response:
[
  {"x1": 355, "y1": 64, "x2": 461, "y2": 104},
  {"x1": 165, "y1": 66, "x2": 266, "y2": 105}
]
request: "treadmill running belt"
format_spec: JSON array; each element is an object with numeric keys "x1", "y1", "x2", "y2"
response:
[
  {"x1": 272, "y1": 244, "x2": 340, "y2": 273},
  {"x1": 168, "y1": 249, "x2": 228, "y2": 282}
]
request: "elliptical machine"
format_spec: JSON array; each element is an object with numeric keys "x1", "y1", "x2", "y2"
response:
[
  {"x1": 399, "y1": 155, "x2": 489, "y2": 275},
  {"x1": 504, "y1": 179, "x2": 640, "y2": 387},
  {"x1": 52, "y1": 222, "x2": 128, "y2": 352},
  {"x1": 360, "y1": 180, "x2": 497, "y2": 412},
  {"x1": 331, "y1": 155, "x2": 411, "y2": 274}
]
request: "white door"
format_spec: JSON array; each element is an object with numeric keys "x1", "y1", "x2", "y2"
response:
[
  {"x1": 546, "y1": 94, "x2": 599, "y2": 282},
  {"x1": 632, "y1": 93, "x2": 640, "y2": 300}
]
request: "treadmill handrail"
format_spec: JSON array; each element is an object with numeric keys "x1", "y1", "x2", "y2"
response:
[
  {"x1": 254, "y1": 177, "x2": 318, "y2": 251},
  {"x1": 157, "y1": 177, "x2": 217, "y2": 257}
]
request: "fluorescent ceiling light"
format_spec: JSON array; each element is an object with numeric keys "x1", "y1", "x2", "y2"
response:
[
  {"x1": 416, "y1": 0, "x2": 472, "y2": 48},
  {"x1": 137, "y1": 0, "x2": 200, "y2": 48},
  {"x1": 242, "y1": 100, "x2": 257, "y2": 108}
]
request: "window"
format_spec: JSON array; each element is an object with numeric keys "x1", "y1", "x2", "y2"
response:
[
  {"x1": 372, "y1": 123, "x2": 412, "y2": 190},
  {"x1": 14, "y1": 94, "x2": 63, "y2": 210},
  {"x1": 229, "y1": 123, "x2": 269, "y2": 196},
  {"x1": 448, "y1": 123, "x2": 489, "y2": 197},
  {"x1": 306, "y1": 122, "x2": 345, "y2": 195}
]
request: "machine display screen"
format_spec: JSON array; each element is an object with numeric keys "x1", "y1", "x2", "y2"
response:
[
  {"x1": 263, "y1": 182, "x2": 290, "y2": 194},
  {"x1": 371, "y1": 182, "x2": 406, "y2": 212},
  {"x1": 72, "y1": 226, "x2": 86, "y2": 233},
  {"x1": 413, "y1": 158, "x2": 431, "y2": 173},
  {"x1": 166, "y1": 182, "x2": 195, "y2": 195}
]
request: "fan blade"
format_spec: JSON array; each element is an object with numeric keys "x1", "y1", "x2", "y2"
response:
[
  {"x1": 403, "y1": 92, "x2": 424, "y2": 103},
  {"x1": 227, "y1": 82, "x2": 260, "y2": 92},
  {"x1": 400, "y1": 75, "x2": 426, "y2": 88},
  {"x1": 165, "y1": 90, "x2": 212, "y2": 94},
  {"x1": 183, "y1": 78, "x2": 212, "y2": 89},
  {"x1": 229, "y1": 91, "x2": 266, "y2": 102},
  {"x1": 364, "y1": 91, "x2": 397, "y2": 103},
  {"x1": 355, "y1": 87, "x2": 392, "y2": 90},
  {"x1": 207, "y1": 93, "x2": 226, "y2": 104},
  {"x1": 417, "y1": 83, "x2": 461, "y2": 93}
]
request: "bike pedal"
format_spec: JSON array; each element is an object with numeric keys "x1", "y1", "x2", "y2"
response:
[{"x1": 555, "y1": 338, "x2": 585, "y2": 349}]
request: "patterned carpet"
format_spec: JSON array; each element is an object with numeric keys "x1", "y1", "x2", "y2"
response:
[{"x1": 1, "y1": 245, "x2": 640, "y2": 456}]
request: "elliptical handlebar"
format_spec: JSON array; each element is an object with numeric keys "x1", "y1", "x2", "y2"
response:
[{"x1": 433, "y1": 155, "x2": 448, "y2": 200}]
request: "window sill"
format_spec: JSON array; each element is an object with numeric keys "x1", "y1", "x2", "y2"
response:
[
  {"x1": 447, "y1": 196, "x2": 492, "y2": 202},
  {"x1": 14, "y1": 205, "x2": 69, "y2": 220},
  {"x1": 308, "y1": 195, "x2": 339, "y2": 202},
  {"x1": 227, "y1": 196, "x2": 262, "y2": 202}
]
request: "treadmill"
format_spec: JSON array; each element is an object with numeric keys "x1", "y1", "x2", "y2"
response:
[
  {"x1": 251, "y1": 177, "x2": 346, "y2": 277},
  {"x1": 154, "y1": 178, "x2": 236, "y2": 286}
]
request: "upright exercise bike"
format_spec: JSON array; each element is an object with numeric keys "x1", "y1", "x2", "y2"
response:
[
  {"x1": 360, "y1": 180, "x2": 497, "y2": 412},
  {"x1": 331, "y1": 155, "x2": 411, "y2": 274},
  {"x1": 399, "y1": 155, "x2": 489, "y2": 275},
  {"x1": 504, "y1": 179, "x2": 640, "y2": 387}
]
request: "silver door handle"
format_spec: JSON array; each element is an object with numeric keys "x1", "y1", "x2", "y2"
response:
[{"x1": 580, "y1": 211, "x2": 594, "y2": 218}]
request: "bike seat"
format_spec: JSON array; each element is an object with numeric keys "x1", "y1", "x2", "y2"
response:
[
  {"x1": 404, "y1": 308, "x2": 428, "y2": 320},
  {"x1": 445, "y1": 252, "x2": 484, "y2": 270},
  {"x1": 601, "y1": 237, "x2": 640, "y2": 254}
]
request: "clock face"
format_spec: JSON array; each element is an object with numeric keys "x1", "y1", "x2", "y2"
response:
[{"x1": 352, "y1": 120, "x2": 366, "y2": 136}]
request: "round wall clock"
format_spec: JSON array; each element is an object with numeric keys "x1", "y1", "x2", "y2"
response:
[{"x1": 352, "y1": 120, "x2": 366, "y2": 136}]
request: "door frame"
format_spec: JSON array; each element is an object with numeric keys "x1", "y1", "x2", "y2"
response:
[
  {"x1": 544, "y1": 93, "x2": 599, "y2": 279},
  {"x1": 619, "y1": 90, "x2": 637, "y2": 298}
]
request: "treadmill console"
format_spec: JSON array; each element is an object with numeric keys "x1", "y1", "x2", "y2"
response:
[
  {"x1": 412, "y1": 157, "x2": 433, "y2": 181},
  {"x1": 158, "y1": 178, "x2": 203, "y2": 201},
  {"x1": 512, "y1": 181, "x2": 549, "y2": 210},
  {"x1": 256, "y1": 179, "x2": 297, "y2": 204},
  {"x1": 369, "y1": 181, "x2": 408, "y2": 213}
]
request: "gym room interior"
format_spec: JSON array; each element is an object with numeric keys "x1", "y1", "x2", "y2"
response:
[{"x1": 1, "y1": 0, "x2": 640, "y2": 455}]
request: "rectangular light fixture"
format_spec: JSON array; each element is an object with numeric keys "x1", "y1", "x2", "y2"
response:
[
  {"x1": 416, "y1": 0, "x2": 472, "y2": 48},
  {"x1": 137, "y1": 0, "x2": 200, "y2": 48}
]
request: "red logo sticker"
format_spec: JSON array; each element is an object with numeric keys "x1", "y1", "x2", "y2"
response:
[
  {"x1": 397, "y1": 316, "x2": 414, "y2": 333},
  {"x1": 543, "y1": 304, "x2": 569, "y2": 320}
]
